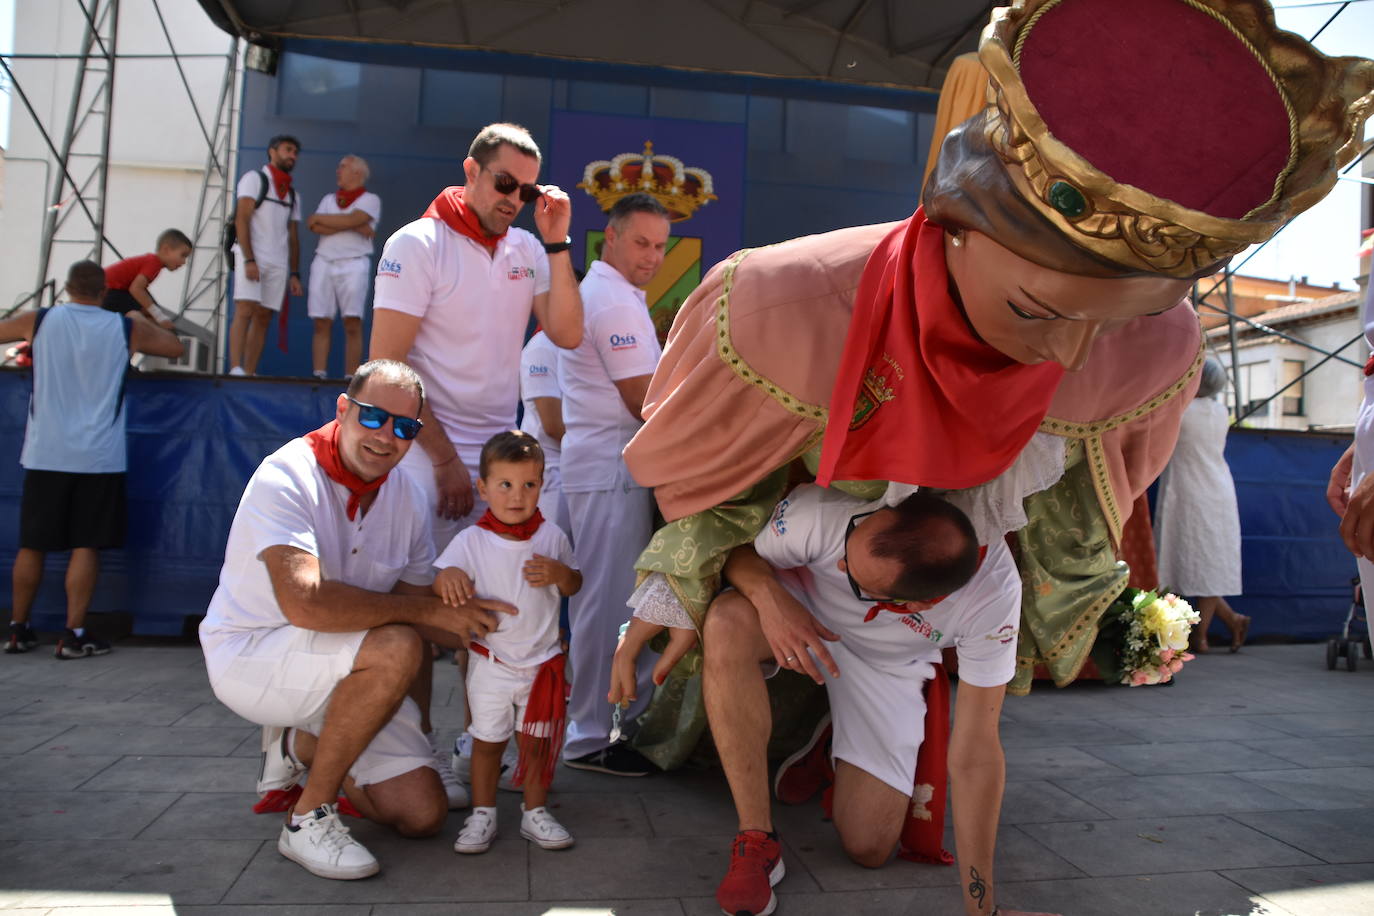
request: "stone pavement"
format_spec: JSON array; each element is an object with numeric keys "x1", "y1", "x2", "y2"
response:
[{"x1": 2, "y1": 640, "x2": 1373, "y2": 916}]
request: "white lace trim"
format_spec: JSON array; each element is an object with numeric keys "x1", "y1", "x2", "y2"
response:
[
  {"x1": 882, "y1": 432, "x2": 1067, "y2": 544},
  {"x1": 629, "y1": 572, "x2": 695, "y2": 629}
]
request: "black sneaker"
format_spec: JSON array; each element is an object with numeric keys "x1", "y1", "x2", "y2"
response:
[
  {"x1": 563, "y1": 742, "x2": 656, "y2": 777},
  {"x1": 5, "y1": 621, "x2": 38, "y2": 654},
  {"x1": 55, "y1": 629, "x2": 112, "y2": 660}
]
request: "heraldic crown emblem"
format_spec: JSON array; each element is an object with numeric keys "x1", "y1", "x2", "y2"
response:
[{"x1": 578, "y1": 141, "x2": 717, "y2": 222}]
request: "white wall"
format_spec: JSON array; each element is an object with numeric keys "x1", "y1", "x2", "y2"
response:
[{"x1": 0, "y1": 0, "x2": 231, "y2": 321}]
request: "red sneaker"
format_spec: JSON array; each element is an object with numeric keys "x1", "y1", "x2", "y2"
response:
[
  {"x1": 773, "y1": 714, "x2": 832, "y2": 806},
  {"x1": 716, "y1": 829, "x2": 785, "y2": 916}
]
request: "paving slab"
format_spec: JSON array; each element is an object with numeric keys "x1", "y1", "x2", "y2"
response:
[
  {"x1": 529, "y1": 835, "x2": 764, "y2": 900},
  {"x1": 0, "y1": 753, "x2": 121, "y2": 790},
  {"x1": 0, "y1": 722, "x2": 72, "y2": 754},
  {"x1": 1232, "y1": 810, "x2": 1374, "y2": 864},
  {"x1": 1110, "y1": 713, "x2": 1298, "y2": 745},
  {"x1": 1237, "y1": 766, "x2": 1374, "y2": 810},
  {"x1": 1252, "y1": 736, "x2": 1374, "y2": 769},
  {"x1": 1221, "y1": 863, "x2": 1374, "y2": 916},
  {"x1": 375, "y1": 901, "x2": 688, "y2": 915},
  {"x1": 3, "y1": 698, "x2": 202, "y2": 727},
  {"x1": 998, "y1": 779, "x2": 1113, "y2": 824},
  {"x1": 1017, "y1": 814, "x2": 1322, "y2": 876},
  {"x1": 0, "y1": 790, "x2": 179, "y2": 841},
  {"x1": 1002, "y1": 744, "x2": 1133, "y2": 781},
  {"x1": 995, "y1": 871, "x2": 1300, "y2": 916},
  {"x1": 1060, "y1": 773, "x2": 1304, "y2": 818},
  {"x1": 20, "y1": 724, "x2": 254, "y2": 757},
  {"x1": 1080, "y1": 739, "x2": 1299, "y2": 775},
  {"x1": 82, "y1": 754, "x2": 259, "y2": 793},
  {"x1": 1250, "y1": 712, "x2": 1374, "y2": 739}
]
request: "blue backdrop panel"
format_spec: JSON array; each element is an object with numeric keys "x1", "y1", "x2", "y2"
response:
[
  {"x1": 0, "y1": 370, "x2": 340, "y2": 635},
  {"x1": 0, "y1": 370, "x2": 1356, "y2": 640},
  {"x1": 1225, "y1": 427, "x2": 1354, "y2": 641}
]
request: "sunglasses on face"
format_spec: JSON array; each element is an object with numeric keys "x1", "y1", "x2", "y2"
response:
[
  {"x1": 346, "y1": 395, "x2": 423, "y2": 440},
  {"x1": 490, "y1": 170, "x2": 542, "y2": 203}
]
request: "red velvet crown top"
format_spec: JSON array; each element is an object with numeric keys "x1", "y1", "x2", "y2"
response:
[{"x1": 1018, "y1": 0, "x2": 1293, "y2": 220}]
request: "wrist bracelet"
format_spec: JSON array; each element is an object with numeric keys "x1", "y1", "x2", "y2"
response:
[
  {"x1": 542, "y1": 236, "x2": 572, "y2": 254},
  {"x1": 432, "y1": 453, "x2": 458, "y2": 468}
]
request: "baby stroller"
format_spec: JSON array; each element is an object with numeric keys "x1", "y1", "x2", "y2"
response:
[{"x1": 1326, "y1": 576, "x2": 1371, "y2": 671}]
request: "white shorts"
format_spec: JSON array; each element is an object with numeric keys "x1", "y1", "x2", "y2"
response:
[
  {"x1": 466, "y1": 650, "x2": 543, "y2": 744},
  {"x1": 233, "y1": 258, "x2": 289, "y2": 312},
  {"x1": 206, "y1": 625, "x2": 435, "y2": 787},
  {"x1": 773, "y1": 576, "x2": 930, "y2": 797},
  {"x1": 307, "y1": 255, "x2": 370, "y2": 320}
]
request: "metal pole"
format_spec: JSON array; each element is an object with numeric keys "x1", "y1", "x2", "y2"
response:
[
  {"x1": 178, "y1": 37, "x2": 237, "y2": 323},
  {"x1": 94, "y1": 0, "x2": 119, "y2": 263},
  {"x1": 1225, "y1": 272, "x2": 1243, "y2": 420}
]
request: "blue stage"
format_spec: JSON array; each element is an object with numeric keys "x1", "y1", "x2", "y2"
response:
[{"x1": 0, "y1": 369, "x2": 1356, "y2": 640}]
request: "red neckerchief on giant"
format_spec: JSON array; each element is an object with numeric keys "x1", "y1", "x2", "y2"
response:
[
  {"x1": 422, "y1": 185, "x2": 504, "y2": 252},
  {"x1": 303, "y1": 420, "x2": 386, "y2": 521},
  {"x1": 476, "y1": 507, "x2": 545, "y2": 540},
  {"x1": 815, "y1": 208, "x2": 1065, "y2": 490},
  {"x1": 862, "y1": 544, "x2": 990, "y2": 623},
  {"x1": 266, "y1": 163, "x2": 293, "y2": 201},
  {"x1": 336, "y1": 186, "x2": 367, "y2": 210}
]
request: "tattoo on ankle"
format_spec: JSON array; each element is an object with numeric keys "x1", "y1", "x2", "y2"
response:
[{"x1": 968, "y1": 866, "x2": 987, "y2": 909}]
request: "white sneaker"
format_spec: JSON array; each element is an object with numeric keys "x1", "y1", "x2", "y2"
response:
[
  {"x1": 312, "y1": 369, "x2": 327, "y2": 380},
  {"x1": 277, "y1": 804, "x2": 379, "y2": 880},
  {"x1": 429, "y1": 732, "x2": 469, "y2": 809},
  {"x1": 520, "y1": 804, "x2": 574, "y2": 850},
  {"x1": 454, "y1": 806, "x2": 497, "y2": 854},
  {"x1": 256, "y1": 726, "x2": 305, "y2": 795},
  {"x1": 228, "y1": 365, "x2": 248, "y2": 377},
  {"x1": 451, "y1": 731, "x2": 520, "y2": 792}
]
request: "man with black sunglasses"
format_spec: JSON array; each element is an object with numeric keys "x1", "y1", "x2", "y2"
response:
[{"x1": 200, "y1": 359, "x2": 516, "y2": 880}]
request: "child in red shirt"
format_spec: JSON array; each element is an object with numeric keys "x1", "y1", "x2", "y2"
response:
[{"x1": 102, "y1": 228, "x2": 192, "y2": 327}]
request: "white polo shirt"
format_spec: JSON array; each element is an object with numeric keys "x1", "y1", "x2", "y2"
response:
[
  {"x1": 373, "y1": 217, "x2": 551, "y2": 462},
  {"x1": 755, "y1": 484, "x2": 1020, "y2": 688},
  {"x1": 520, "y1": 330, "x2": 562, "y2": 469},
  {"x1": 434, "y1": 521, "x2": 575, "y2": 668},
  {"x1": 199, "y1": 437, "x2": 436, "y2": 678},
  {"x1": 558, "y1": 260, "x2": 661, "y2": 493},
  {"x1": 313, "y1": 190, "x2": 382, "y2": 261},
  {"x1": 232, "y1": 166, "x2": 301, "y2": 268}
]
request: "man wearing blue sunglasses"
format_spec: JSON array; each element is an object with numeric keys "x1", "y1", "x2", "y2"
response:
[{"x1": 200, "y1": 359, "x2": 516, "y2": 880}]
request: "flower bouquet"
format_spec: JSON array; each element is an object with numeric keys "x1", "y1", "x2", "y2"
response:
[{"x1": 1089, "y1": 588, "x2": 1200, "y2": 686}]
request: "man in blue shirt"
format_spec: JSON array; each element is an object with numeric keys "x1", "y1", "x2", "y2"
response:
[{"x1": 0, "y1": 260, "x2": 183, "y2": 657}]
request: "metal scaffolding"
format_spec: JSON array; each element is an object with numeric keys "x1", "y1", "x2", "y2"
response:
[{"x1": 0, "y1": 0, "x2": 239, "y2": 367}]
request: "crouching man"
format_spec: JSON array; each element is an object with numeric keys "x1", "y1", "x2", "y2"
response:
[{"x1": 199, "y1": 358, "x2": 515, "y2": 879}]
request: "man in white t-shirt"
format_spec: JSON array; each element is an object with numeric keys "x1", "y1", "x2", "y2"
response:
[
  {"x1": 520, "y1": 329, "x2": 569, "y2": 533},
  {"x1": 199, "y1": 359, "x2": 514, "y2": 880},
  {"x1": 1329, "y1": 278, "x2": 1374, "y2": 612},
  {"x1": 228, "y1": 134, "x2": 304, "y2": 377},
  {"x1": 307, "y1": 154, "x2": 382, "y2": 380},
  {"x1": 691, "y1": 485, "x2": 1029, "y2": 916},
  {"x1": 559, "y1": 193, "x2": 671, "y2": 777}
]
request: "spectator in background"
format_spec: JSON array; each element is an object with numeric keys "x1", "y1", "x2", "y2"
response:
[
  {"x1": 228, "y1": 134, "x2": 303, "y2": 377},
  {"x1": 101, "y1": 228, "x2": 193, "y2": 328},
  {"x1": 0, "y1": 260, "x2": 184, "y2": 657},
  {"x1": 558, "y1": 193, "x2": 670, "y2": 776},
  {"x1": 307, "y1": 155, "x2": 381, "y2": 380},
  {"x1": 368, "y1": 121, "x2": 582, "y2": 788},
  {"x1": 1328, "y1": 278, "x2": 1374, "y2": 612},
  {"x1": 520, "y1": 328, "x2": 569, "y2": 533},
  {"x1": 1155, "y1": 357, "x2": 1249, "y2": 652}
]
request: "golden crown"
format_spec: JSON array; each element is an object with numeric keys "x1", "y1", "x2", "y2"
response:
[{"x1": 577, "y1": 141, "x2": 717, "y2": 222}]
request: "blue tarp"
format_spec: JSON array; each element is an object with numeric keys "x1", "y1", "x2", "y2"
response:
[{"x1": 0, "y1": 369, "x2": 1357, "y2": 639}]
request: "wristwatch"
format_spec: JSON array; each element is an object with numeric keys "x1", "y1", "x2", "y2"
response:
[{"x1": 542, "y1": 236, "x2": 572, "y2": 254}]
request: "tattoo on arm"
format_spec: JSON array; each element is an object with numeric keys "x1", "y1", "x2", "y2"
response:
[{"x1": 968, "y1": 866, "x2": 987, "y2": 909}]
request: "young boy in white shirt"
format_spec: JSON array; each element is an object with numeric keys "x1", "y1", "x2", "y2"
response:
[{"x1": 433, "y1": 431, "x2": 581, "y2": 854}]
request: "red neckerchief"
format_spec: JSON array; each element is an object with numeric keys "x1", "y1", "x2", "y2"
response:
[
  {"x1": 1364, "y1": 352, "x2": 1374, "y2": 377},
  {"x1": 816, "y1": 209, "x2": 1064, "y2": 490},
  {"x1": 423, "y1": 185, "x2": 504, "y2": 252},
  {"x1": 336, "y1": 186, "x2": 367, "y2": 210},
  {"x1": 303, "y1": 420, "x2": 386, "y2": 521},
  {"x1": 862, "y1": 544, "x2": 989, "y2": 623},
  {"x1": 467, "y1": 644, "x2": 568, "y2": 789},
  {"x1": 476, "y1": 507, "x2": 545, "y2": 540},
  {"x1": 266, "y1": 163, "x2": 293, "y2": 201}
]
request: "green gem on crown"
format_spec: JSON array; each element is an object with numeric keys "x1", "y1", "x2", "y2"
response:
[{"x1": 1047, "y1": 180, "x2": 1087, "y2": 219}]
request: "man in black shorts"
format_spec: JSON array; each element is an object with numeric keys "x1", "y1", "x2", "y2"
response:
[{"x1": 0, "y1": 260, "x2": 183, "y2": 656}]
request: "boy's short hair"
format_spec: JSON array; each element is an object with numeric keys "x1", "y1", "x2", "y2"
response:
[
  {"x1": 479, "y1": 430, "x2": 544, "y2": 478},
  {"x1": 867, "y1": 492, "x2": 980, "y2": 602},
  {"x1": 66, "y1": 260, "x2": 106, "y2": 300},
  {"x1": 157, "y1": 228, "x2": 193, "y2": 251},
  {"x1": 268, "y1": 134, "x2": 301, "y2": 152},
  {"x1": 468, "y1": 123, "x2": 541, "y2": 168}
]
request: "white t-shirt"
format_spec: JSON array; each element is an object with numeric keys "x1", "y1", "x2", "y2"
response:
[
  {"x1": 313, "y1": 190, "x2": 382, "y2": 261},
  {"x1": 755, "y1": 484, "x2": 1020, "y2": 688},
  {"x1": 199, "y1": 438, "x2": 436, "y2": 676},
  {"x1": 558, "y1": 260, "x2": 661, "y2": 492},
  {"x1": 373, "y1": 217, "x2": 551, "y2": 461},
  {"x1": 520, "y1": 330, "x2": 562, "y2": 468},
  {"x1": 434, "y1": 521, "x2": 575, "y2": 668},
  {"x1": 232, "y1": 166, "x2": 301, "y2": 268}
]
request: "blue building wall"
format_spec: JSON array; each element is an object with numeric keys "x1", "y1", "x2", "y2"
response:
[{"x1": 234, "y1": 40, "x2": 939, "y2": 378}]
